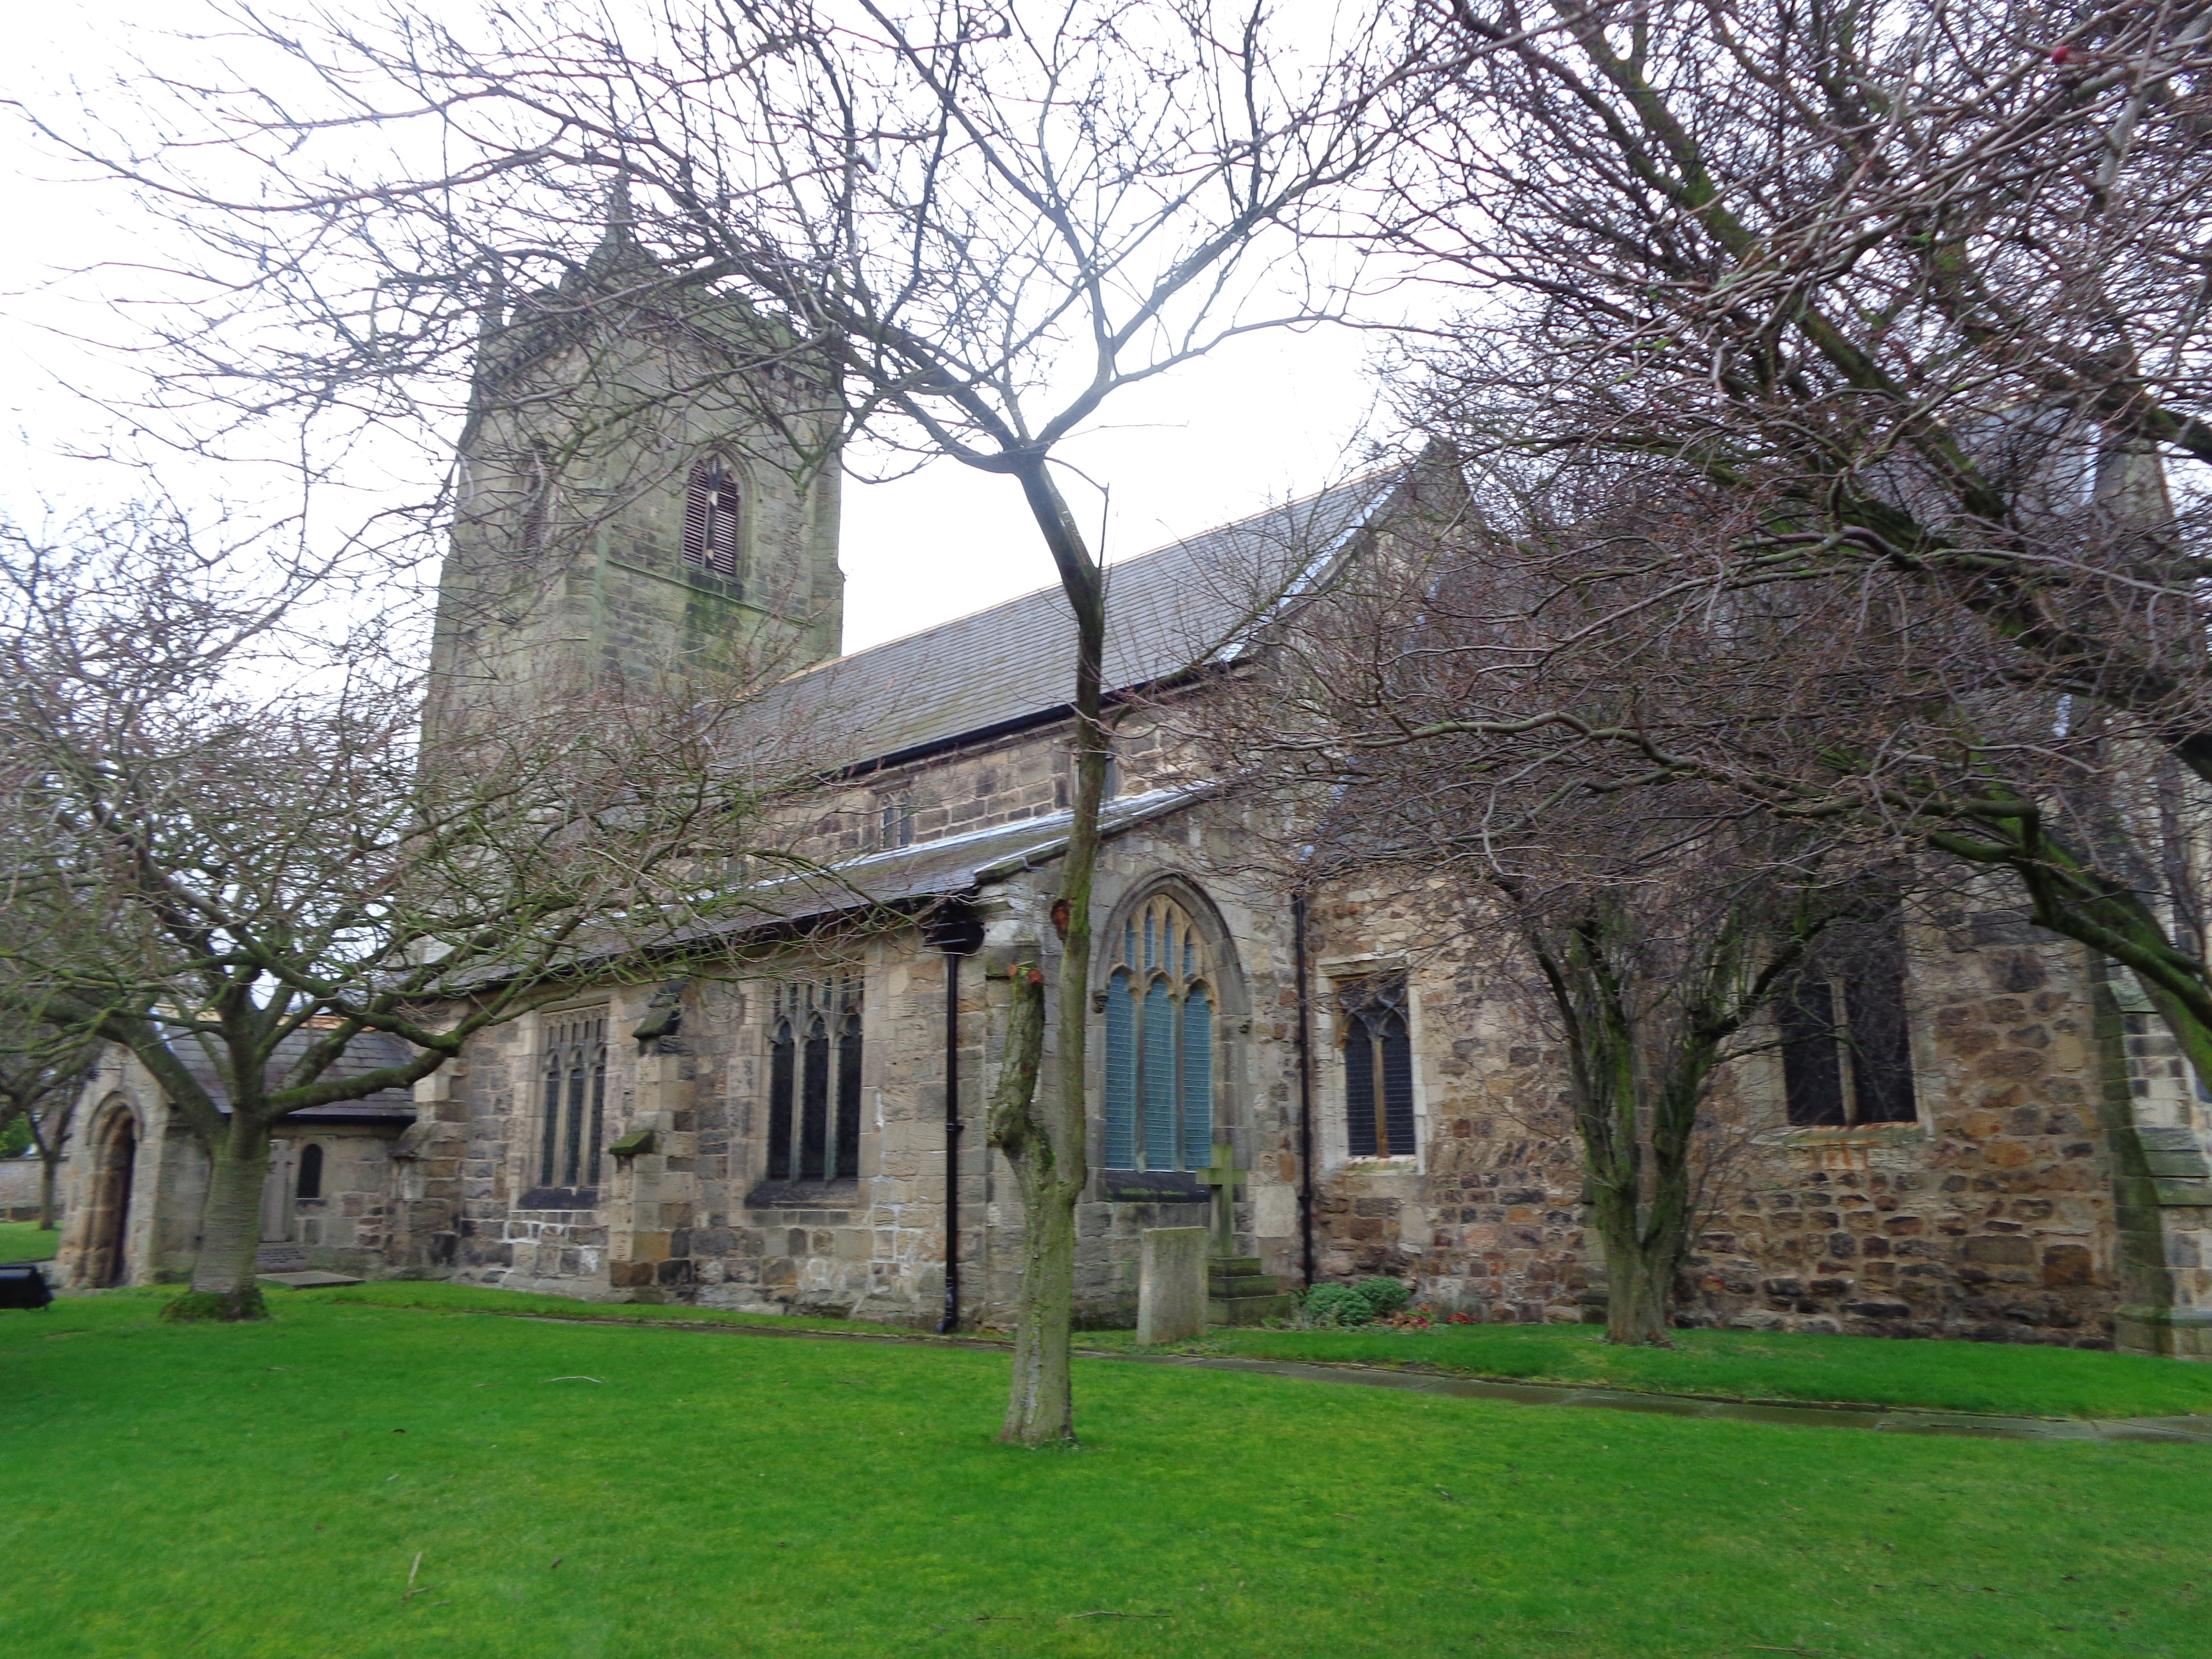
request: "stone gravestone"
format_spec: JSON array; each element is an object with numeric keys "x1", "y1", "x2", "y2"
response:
[{"x1": 1137, "y1": 1226, "x2": 1208, "y2": 1346}]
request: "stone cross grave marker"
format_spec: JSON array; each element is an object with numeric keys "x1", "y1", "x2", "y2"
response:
[
  {"x1": 1137, "y1": 1226, "x2": 1208, "y2": 1346},
  {"x1": 1199, "y1": 1142, "x2": 1248, "y2": 1257}
]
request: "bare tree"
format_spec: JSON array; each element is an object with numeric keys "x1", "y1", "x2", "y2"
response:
[
  {"x1": 33, "y1": 0, "x2": 1418, "y2": 1438},
  {"x1": 1198, "y1": 492, "x2": 1907, "y2": 1340},
  {"x1": 0, "y1": 507, "x2": 829, "y2": 1319},
  {"x1": 1382, "y1": 0, "x2": 2212, "y2": 1084},
  {"x1": 0, "y1": 997, "x2": 98, "y2": 1232}
]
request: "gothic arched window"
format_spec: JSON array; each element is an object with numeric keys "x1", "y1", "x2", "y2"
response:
[
  {"x1": 296, "y1": 1142, "x2": 325, "y2": 1201},
  {"x1": 1339, "y1": 974, "x2": 1416, "y2": 1157},
  {"x1": 767, "y1": 976, "x2": 864, "y2": 1182},
  {"x1": 1102, "y1": 894, "x2": 1215, "y2": 1171},
  {"x1": 682, "y1": 457, "x2": 743, "y2": 581},
  {"x1": 538, "y1": 1011, "x2": 609, "y2": 1191}
]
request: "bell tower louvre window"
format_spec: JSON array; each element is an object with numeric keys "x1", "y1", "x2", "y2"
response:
[{"x1": 682, "y1": 458, "x2": 743, "y2": 583}]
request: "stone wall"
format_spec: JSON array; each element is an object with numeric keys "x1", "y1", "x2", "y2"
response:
[
  {"x1": 259, "y1": 1129, "x2": 407, "y2": 1274},
  {"x1": 1299, "y1": 881, "x2": 2140, "y2": 1349},
  {"x1": 795, "y1": 706, "x2": 1190, "y2": 867},
  {"x1": 0, "y1": 1156, "x2": 43, "y2": 1223}
]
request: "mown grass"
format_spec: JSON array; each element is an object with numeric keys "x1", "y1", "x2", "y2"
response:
[
  {"x1": 0, "y1": 1221, "x2": 59, "y2": 1263},
  {"x1": 321, "y1": 1278, "x2": 2212, "y2": 1419},
  {"x1": 1078, "y1": 1321, "x2": 2212, "y2": 1420},
  {"x1": 1, "y1": 1287, "x2": 2207, "y2": 1659}
]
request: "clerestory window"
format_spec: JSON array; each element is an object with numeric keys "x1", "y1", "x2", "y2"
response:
[
  {"x1": 878, "y1": 795, "x2": 915, "y2": 851},
  {"x1": 681, "y1": 457, "x2": 743, "y2": 581},
  {"x1": 767, "y1": 976, "x2": 864, "y2": 1182},
  {"x1": 1339, "y1": 974, "x2": 1417, "y2": 1157},
  {"x1": 1101, "y1": 895, "x2": 1215, "y2": 1172},
  {"x1": 539, "y1": 1011, "x2": 610, "y2": 1190},
  {"x1": 1780, "y1": 923, "x2": 1919, "y2": 1128}
]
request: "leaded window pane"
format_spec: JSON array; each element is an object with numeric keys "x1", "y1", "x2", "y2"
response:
[
  {"x1": 1103, "y1": 969, "x2": 1137, "y2": 1168},
  {"x1": 801, "y1": 1012, "x2": 830, "y2": 1179},
  {"x1": 1099, "y1": 895, "x2": 1216, "y2": 1172},
  {"x1": 768, "y1": 1018, "x2": 795, "y2": 1178},
  {"x1": 1179, "y1": 985, "x2": 1214, "y2": 1170}
]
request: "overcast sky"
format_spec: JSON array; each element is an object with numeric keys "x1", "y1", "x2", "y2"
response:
[{"x1": 1, "y1": 1, "x2": 1401, "y2": 657}]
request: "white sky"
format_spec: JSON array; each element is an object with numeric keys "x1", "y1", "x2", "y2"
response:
[{"x1": 0, "y1": 0, "x2": 1399, "y2": 657}]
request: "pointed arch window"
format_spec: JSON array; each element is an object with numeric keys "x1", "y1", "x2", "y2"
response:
[
  {"x1": 1781, "y1": 921, "x2": 1919, "y2": 1127},
  {"x1": 1339, "y1": 975, "x2": 1416, "y2": 1157},
  {"x1": 517, "y1": 442, "x2": 556, "y2": 557},
  {"x1": 537, "y1": 1011, "x2": 609, "y2": 1193},
  {"x1": 1101, "y1": 894, "x2": 1215, "y2": 1171},
  {"x1": 682, "y1": 457, "x2": 743, "y2": 582},
  {"x1": 295, "y1": 1142, "x2": 325, "y2": 1202},
  {"x1": 767, "y1": 976, "x2": 865, "y2": 1181}
]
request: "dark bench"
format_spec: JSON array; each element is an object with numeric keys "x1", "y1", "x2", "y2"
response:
[{"x1": 0, "y1": 1263, "x2": 54, "y2": 1310}]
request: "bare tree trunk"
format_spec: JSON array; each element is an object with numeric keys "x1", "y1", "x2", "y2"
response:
[
  {"x1": 1541, "y1": 906, "x2": 1750, "y2": 1346},
  {"x1": 1002, "y1": 1166, "x2": 1078, "y2": 1444},
  {"x1": 26, "y1": 1101, "x2": 72, "y2": 1233},
  {"x1": 984, "y1": 458, "x2": 1108, "y2": 1448},
  {"x1": 1599, "y1": 1237, "x2": 1676, "y2": 1345},
  {"x1": 986, "y1": 963, "x2": 1073, "y2": 1443},
  {"x1": 173, "y1": 1119, "x2": 270, "y2": 1322}
]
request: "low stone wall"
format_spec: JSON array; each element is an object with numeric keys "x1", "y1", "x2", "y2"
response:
[{"x1": 0, "y1": 1157, "x2": 46, "y2": 1223}]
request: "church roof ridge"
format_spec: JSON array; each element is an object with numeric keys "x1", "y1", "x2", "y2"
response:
[
  {"x1": 799, "y1": 461, "x2": 1410, "y2": 676},
  {"x1": 766, "y1": 462, "x2": 1413, "y2": 771}
]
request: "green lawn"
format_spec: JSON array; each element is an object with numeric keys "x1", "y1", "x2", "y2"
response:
[
  {"x1": 2, "y1": 1289, "x2": 2208, "y2": 1658},
  {"x1": 0, "y1": 1221, "x2": 58, "y2": 1263},
  {"x1": 1078, "y1": 1319, "x2": 2212, "y2": 1419},
  {"x1": 325, "y1": 1278, "x2": 2212, "y2": 1419}
]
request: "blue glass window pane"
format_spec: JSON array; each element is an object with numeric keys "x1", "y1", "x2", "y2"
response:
[
  {"x1": 1103, "y1": 968, "x2": 1136, "y2": 1168},
  {"x1": 1142, "y1": 975, "x2": 1177, "y2": 1169},
  {"x1": 1180, "y1": 984, "x2": 1214, "y2": 1169}
]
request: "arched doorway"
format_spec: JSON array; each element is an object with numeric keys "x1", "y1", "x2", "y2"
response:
[{"x1": 84, "y1": 1108, "x2": 139, "y2": 1288}]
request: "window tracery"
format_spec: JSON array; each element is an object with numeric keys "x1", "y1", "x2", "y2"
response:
[
  {"x1": 768, "y1": 976, "x2": 864, "y2": 1181},
  {"x1": 1102, "y1": 894, "x2": 1214, "y2": 1172},
  {"x1": 1338, "y1": 974, "x2": 1416, "y2": 1157},
  {"x1": 539, "y1": 1011, "x2": 609, "y2": 1190}
]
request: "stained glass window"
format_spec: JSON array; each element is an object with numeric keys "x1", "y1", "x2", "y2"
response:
[{"x1": 1100, "y1": 894, "x2": 1214, "y2": 1171}]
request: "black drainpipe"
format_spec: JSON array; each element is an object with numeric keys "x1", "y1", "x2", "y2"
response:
[
  {"x1": 926, "y1": 900, "x2": 986, "y2": 1333},
  {"x1": 1293, "y1": 892, "x2": 1317, "y2": 1288}
]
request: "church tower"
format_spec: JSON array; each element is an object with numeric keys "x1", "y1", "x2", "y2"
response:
[{"x1": 427, "y1": 215, "x2": 843, "y2": 729}]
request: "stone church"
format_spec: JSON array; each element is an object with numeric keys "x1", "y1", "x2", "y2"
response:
[{"x1": 49, "y1": 246, "x2": 2212, "y2": 1359}]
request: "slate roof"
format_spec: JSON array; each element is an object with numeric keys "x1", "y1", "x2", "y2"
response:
[
  {"x1": 174, "y1": 1029, "x2": 417, "y2": 1125},
  {"x1": 774, "y1": 468, "x2": 1406, "y2": 770},
  {"x1": 746, "y1": 783, "x2": 1209, "y2": 922}
]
